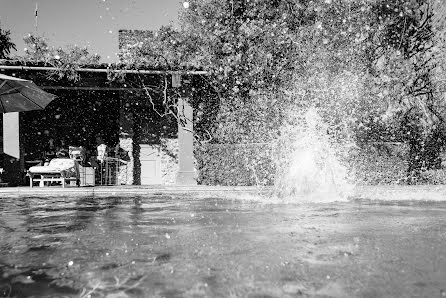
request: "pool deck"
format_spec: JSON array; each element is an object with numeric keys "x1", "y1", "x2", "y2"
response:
[
  {"x1": 1, "y1": 184, "x2": 446, "y2": 201},
  {"x1": 0, "y1": 184, "x2": 272, "y2": 198}
]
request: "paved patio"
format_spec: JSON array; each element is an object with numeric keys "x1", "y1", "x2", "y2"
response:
[
  {"x1": 0, "y1": 184, "x2": 271, "y2": 198},
  {"x1": 1, "y1": 184, "x2": 446, "y2": 201}
]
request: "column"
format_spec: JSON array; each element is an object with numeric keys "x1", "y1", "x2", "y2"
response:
[
  {"x1": 118, "y1": 90, "x2": 134, "y2": 185},
  {"x1": 176, "y1": 97, "x2": 196, "y2": 185},
  {"x1": 2, "y1": 112, "x2": 24, "y2": 186},
  {"x1": 174, "y1": 74, "x2": 196, "y2": 185}
]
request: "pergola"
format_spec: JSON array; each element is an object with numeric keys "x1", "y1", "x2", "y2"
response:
[{"x1": 0, "y1": 61, "x2": 207, "y2": 186}]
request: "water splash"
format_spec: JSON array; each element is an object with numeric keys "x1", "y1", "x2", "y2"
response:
[{"x1": 273, "y1": 107, "x2": 353, "y2": 202}]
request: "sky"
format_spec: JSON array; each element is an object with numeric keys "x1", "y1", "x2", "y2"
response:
[{"x1": 0, "y1": 0, "x2": 183, "y2": 62}]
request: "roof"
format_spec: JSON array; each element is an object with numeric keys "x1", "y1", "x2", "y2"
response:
[
  {"x1": 0, "y1": 59, "x2": 206, "y2": 91},
  {"x1": 0, "y1": 59, "x2": 207, "y2": 75}
]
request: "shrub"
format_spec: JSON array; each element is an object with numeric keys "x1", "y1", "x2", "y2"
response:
[
  {"x1": 346, "y1": 142, "x2": 409, "y2": 185},
  {"x1": 411, "y1": 169, "x2": 446, "y2": 185},
  {"x1": 196, "y1": 141, "x2": 446, "y2": 186},
  {"x1": 195, "y1": 143, "x2": 275, "y2": 186}
]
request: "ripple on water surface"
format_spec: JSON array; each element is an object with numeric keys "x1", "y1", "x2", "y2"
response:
[{"x1": 0, "y1": 194, "x2": 445, "y2": 297}]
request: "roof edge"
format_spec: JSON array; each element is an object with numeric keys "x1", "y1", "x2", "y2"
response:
[{"x1": 0, "y1": 59, "x2": 207, "y2": 75}]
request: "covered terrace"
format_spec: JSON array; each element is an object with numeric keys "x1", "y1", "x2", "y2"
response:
[{"x1": 0, "y1": 60, "x2": 207, "y2": 186}]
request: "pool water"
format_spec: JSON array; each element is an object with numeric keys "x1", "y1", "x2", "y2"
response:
[{"x1": 0, "y1": 195, "x2": 445, "y2": 297}]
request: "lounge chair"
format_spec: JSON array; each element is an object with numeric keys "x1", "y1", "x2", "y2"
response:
[{"x1": 27, "y1": 158, "x2": 80, "y2": 188}]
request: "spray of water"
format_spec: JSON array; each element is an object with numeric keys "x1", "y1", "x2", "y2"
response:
[{"x1": 273, "y1": 106, "x2": 354, "y2": 202}]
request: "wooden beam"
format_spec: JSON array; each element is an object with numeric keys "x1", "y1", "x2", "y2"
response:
[
  {"x1": 41, "y1": 86, "x2": 145, "y2": 91},
  {"x1": 0, "y1": 65, "x2": 207, "y2": 75}
]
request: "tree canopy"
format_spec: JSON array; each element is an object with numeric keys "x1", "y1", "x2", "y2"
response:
[
  {"x1": 20, "y1": 34, "x2": 100, "y2": 81},
  {"x1": 174, "y1": 0, "x2": 446, "y2": 179},
  {"x1": 0, "y1": 27, "x2": 16, "y2": 59},
  {"x1": 7, "y1": 0, "x2": 446, "y2": 182}
]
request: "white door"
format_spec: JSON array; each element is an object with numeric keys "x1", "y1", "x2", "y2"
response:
[{"x1": 140, "y1": 144, "x2": 162, "y2": 185}]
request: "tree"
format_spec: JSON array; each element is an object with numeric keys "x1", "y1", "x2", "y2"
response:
[
  {"x1": 117, "y1": 0, "x2": 307, "y2": 143},
  {"x1": 117, "y1": 0, "x2": 446, "y2": 184},
  {"x1": 21, "y1": 34, "x2": 100, "y2": 81},
  {"x1": 176, "y1": 0, "x2": 324, "y2": 144},
  {"x1": 0, "y1": 27, "x2": 16, "y2": 59},
  {"x1": 118, "y1": 0, "x2": 379, "y2": 145},
  {"x1": 297, "y1": 0, "x2": 446, "y2": 180},
  {"x1": 366, "y1": 0, "x2": 446, "y2": 179}
]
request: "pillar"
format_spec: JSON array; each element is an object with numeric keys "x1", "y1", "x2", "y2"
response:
[
  {"x1": 118, "y1": 90, "x2": 134, "y2": 185},
  {"x1": 176, "y1": 97, "x2": 196, "y2": 185},
  {"x1": 2, "y1": 112, "x2": 24, "y2": 186},
  {"x1": 174, "y1": 74, "x2": 196, "y2": 185}
]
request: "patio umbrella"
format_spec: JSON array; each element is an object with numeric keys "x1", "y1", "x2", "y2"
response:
[{"x1": 0, "y1": 73, "x2": 57, "y2": 113}]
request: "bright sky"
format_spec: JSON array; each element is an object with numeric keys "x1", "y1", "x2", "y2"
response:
[{"x1": 0, "y1": 0, "x2": 183, "y2": 62}]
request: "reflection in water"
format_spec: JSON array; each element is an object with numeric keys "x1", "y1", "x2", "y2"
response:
[{"x1": 0, "y1": 196, "x2": 445, "y2": 297}]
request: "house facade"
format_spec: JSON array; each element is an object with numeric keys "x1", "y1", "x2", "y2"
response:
[{"x1": 0, "y1": 47, "x2": 205, "y2": 186}]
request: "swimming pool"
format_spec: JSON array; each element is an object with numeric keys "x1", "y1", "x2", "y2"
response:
[{"x1": 1, "y1": 195, "x2": 445, "y2": 297}]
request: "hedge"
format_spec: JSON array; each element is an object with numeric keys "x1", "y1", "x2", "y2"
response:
[
  {"x1": 347, "y1": 143, "x2": 409, "y2": 185},
  {"x1": 195, "y1": 142, "x2": 446, "y2": 186},
  {"x1": 195, "y1": 143, "x2": 275, "y2": 186}
]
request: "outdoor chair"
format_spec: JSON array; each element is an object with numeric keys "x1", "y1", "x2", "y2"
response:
[
  {"x1": 27, "y1": 158, "x2": 80, "y2": 188},
  {"x1": 69, "y1": 146, "x2": 95, "y2": 186},
  {"x1": 69, "y1": 146, "x2": 86, "y2": 163}
]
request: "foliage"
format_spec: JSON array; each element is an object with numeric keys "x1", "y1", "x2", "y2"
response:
[
  {"x1": 365, "y1": 0, "x2": 446, "y2": 176},
  {"x1": 118, "y1": 26, "x2": 202, "y2": 70},
  {"x1": 178, "y1": 0, "x2": 314, "y2": 144},
  {"x1": 274, "y1": 0, "x2": 446, "y2": 181},
  {"x1": 10, "y1": 1, "x2": 446, "y2": 184},
  {"x1": 111, "y1": 26, "x2": 207, "y2": 136},
  {"x1": 115, "y1": 0, "x2": 319, "y2": 145},
  {"x1": 20, "y1": 34, "x2": 100, "y2": 81},
  {"x1": 348, "y1": 143, "x2": 409, "y2": 185},
  {"x1": 131, "y1": 0, "x2": 446, "y2": 184},
  {"x1": 0, "y1": 27, "x2": 16, "y2": 59},
  {"x1": 195, "y1": 142, "x2": 274, "y2": 186},
  {"x1": 418, "y1": 168, "x2": 446, "y2": 184},
  {"x1": 175, "y1": 0, "x2": 414, "y2": 146},
  {"x1": 22, "y1": 34, "x2": 51, "y2": 61}
]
